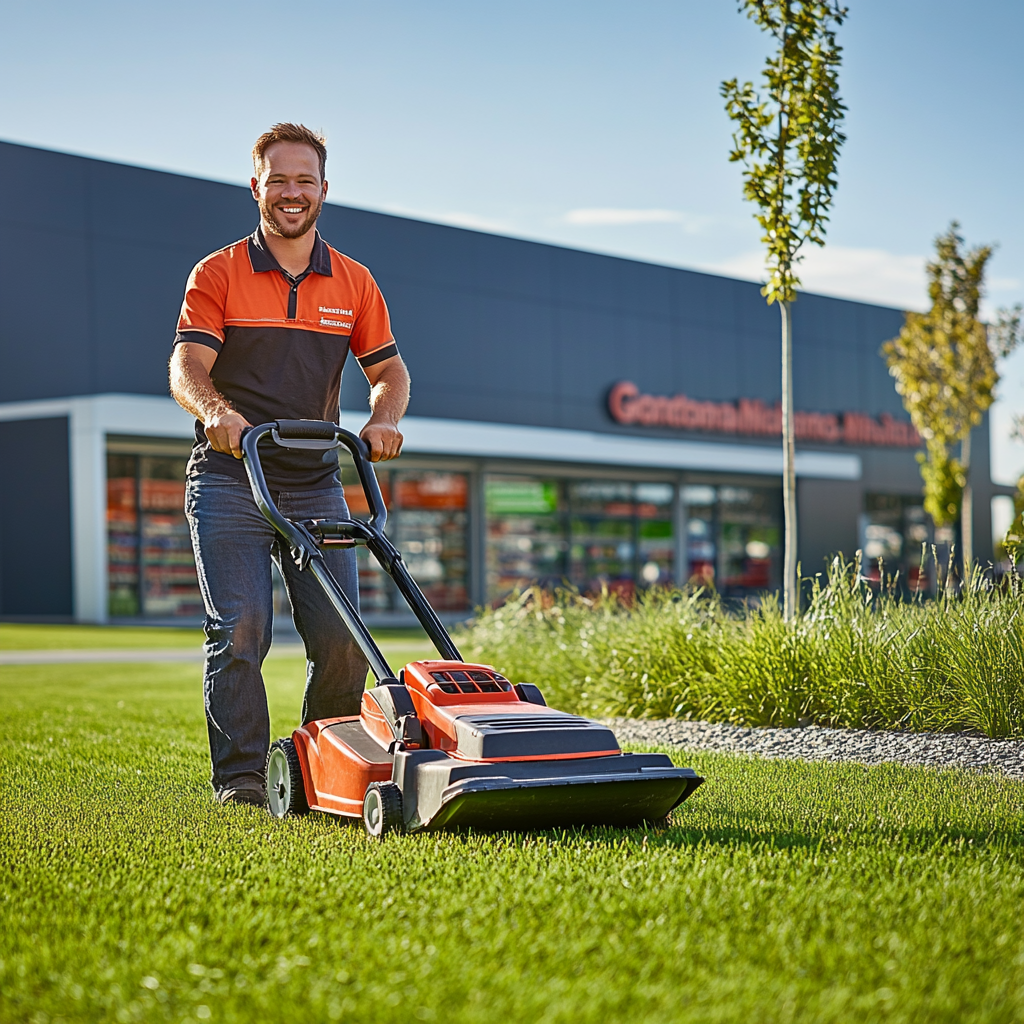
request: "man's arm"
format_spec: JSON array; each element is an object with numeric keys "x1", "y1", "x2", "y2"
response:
[
  {"x1": 360, "y1": 355, "x2": 410, "y2": 462},
  {"x1": 168, "y1": 343, "x2": 251, "y2": 459}
]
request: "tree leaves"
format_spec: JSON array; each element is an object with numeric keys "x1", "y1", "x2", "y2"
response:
[
  {"x1": 721, "y1": 0, "x2": 847, "y2": 305},
  {"x1": 882, "y1": 223, "x2": 997, "y2": 527}
]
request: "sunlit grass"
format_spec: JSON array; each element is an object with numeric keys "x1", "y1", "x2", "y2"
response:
[{"x1": 1, "y1": 661, "x2": 1023, "y2": 1023}]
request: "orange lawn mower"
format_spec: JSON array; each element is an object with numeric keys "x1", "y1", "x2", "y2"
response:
[{"x1": 242, "y1": 420, "x2": 704, "y2": 838}]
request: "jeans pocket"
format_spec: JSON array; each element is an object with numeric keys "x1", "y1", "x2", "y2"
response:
[{"x1": 185, "y1": 473, "x2": 248, "y2": 515}]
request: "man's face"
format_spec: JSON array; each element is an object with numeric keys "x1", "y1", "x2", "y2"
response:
[{"x1": 251, "y1": 141, "x2": 327, "y2": 239}]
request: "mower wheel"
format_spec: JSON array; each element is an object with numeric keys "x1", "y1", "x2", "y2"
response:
[
  {"x1": 362, "y1": 782, "x2": 404, "y2": 838},
  {"x1": 266, "y1": 738, "x2": 308, "y2": 818}
]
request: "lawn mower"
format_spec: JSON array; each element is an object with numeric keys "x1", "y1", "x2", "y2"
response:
[{"x1": 242, "y1": 420, "x2": 704, "y2": 837}]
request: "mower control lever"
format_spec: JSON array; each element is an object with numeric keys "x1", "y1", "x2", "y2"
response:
[{"x1": 301, "y1": 519, "x2": 374, "y2": 548}]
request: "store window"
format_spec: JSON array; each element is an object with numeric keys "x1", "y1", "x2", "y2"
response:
[
  {"x1": 486, "y1": 476, "x2": 566, "y2": 602},
  {"x1": 343, "y1": 466, "x2": 470, "y2": 613},
  {"x1": 635, "y1": 482, "x2": 675, "y2": 589},
  {"x1": 684, "y1": 484, "x2": 781, "y2": 597},
  {"x1": 485, "y1": 475, "x2": 675, "y2": 604},
  {"x1": 106, "y1": 450, "x2": 202, "y2": 618},
  {"x1": 860, "y1": 494, "x2": 931, "y2": 592}
]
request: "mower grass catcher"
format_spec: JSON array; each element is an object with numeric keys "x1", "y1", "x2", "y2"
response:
[{"x1": 243, "y1": 420, "x2": 704, "y2": 838}]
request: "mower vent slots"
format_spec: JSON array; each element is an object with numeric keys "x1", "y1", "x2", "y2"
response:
[{"x1": 429, "y1": 670, "x2": 511, "y2": 694}]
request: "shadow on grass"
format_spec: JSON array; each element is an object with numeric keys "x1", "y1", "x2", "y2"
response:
[{"x1": 410, "y1": 815, "x2": 1024, "y2": 854}]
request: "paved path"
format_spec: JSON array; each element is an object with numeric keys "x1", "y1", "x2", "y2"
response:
[{"x1": 0, "y1": 643, "x2": 432, "y2": 665}]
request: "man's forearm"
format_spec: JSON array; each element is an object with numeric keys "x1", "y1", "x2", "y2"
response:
[
  {"x1": 367, "y1": 360, "x2": 411, "y2": 425},
  {"x1": 169, "y1": 347, "x2": 233, "y2": 421},
  {"x1": 169, "y1": 345, "x2": 250, "y2": 458}
]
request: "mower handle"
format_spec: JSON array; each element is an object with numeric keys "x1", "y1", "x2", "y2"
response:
[
  {"x1": 239, "y1": 420, "x2": 463, "y2": 672},
  {"x1": 242, "y1": 419, "x2": 388, "y2": 535}
]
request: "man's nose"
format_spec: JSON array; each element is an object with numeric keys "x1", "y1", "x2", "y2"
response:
[{"x1": 281, "y1": 181, "x2": 303, "y2": 198}]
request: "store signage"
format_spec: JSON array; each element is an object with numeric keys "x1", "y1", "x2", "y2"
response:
[{"x1": 607, "y1": 381, "x2": 921, "y2": 448}]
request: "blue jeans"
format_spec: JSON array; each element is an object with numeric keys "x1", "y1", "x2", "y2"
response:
[{"x1": 185, "y1": 473, "x2": 367, "y2": 792}]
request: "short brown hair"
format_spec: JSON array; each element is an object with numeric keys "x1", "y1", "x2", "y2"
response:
[{"x1": 252, "y1": 123, "x2": 327, "y2": 181}]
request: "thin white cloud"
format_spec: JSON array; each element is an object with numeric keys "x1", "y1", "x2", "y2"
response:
[
  {"x1": 563, "y1": 208, "x2": 684, "y2": 227},
  {"x1": 705, "y1": 245, "x2": 930, "y2": 311}
]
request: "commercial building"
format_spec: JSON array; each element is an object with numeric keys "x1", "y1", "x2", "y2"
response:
[{"x1": 0, "y1": 141, "x2": 1005, "y2": 624}]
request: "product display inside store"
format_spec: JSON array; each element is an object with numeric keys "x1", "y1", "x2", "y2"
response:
[
  {"x1": 103, "y1": 440, "x2": 828, "y2": 620},
  {"x1": 106, "y1": 449, "x2": 203, "y2": 619},
  {"x1": 684, "y1": 484, "x2": 781, "y2": 597},
  {"x1": 343, "y1": 467, "x2": 470, "y2": 613}
]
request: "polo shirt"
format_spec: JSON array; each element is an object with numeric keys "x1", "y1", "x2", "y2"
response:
[{"x1": 174, "y1": 227, "x2": 399, "y2": 489}]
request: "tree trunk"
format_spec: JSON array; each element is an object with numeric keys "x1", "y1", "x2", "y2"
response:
[
  {"x1": 781, "y1": 299, "x2": 798, "y2": 620},
  {"x1": 961, "y1": 428, "x2": 973, "y2": 572}
]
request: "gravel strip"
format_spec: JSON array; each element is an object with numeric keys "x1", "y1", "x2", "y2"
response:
[{"x1": 605, "y1": 717, "x2": 1024, "y2": 780}]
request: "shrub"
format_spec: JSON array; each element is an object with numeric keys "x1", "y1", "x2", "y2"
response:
[{"x1": 460, "y1": 559, "x2": 1024, "y2": 737}]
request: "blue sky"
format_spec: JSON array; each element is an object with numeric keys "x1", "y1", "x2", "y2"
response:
[{"x1": 2, "y1": 0, "x2": 1022, "y2": 484}]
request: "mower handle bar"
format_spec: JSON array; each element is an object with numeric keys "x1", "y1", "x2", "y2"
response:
[{"x1": 239, "y1": 420, "x2": 462, "y2": 677}]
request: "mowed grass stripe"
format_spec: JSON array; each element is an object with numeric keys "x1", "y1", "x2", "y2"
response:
[{"x1": 1, "y1": 662, "x2": 1023, "y2": 1024}]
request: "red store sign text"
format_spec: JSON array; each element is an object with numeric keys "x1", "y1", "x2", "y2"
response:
[{"x1": 607, "y1": 381, "x2": 921, "y2": 448}]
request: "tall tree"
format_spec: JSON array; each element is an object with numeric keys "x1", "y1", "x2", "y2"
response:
[
  {"x1": 882, "y1": 224, "x2": 1019, "y2": 567},
  {"x1": 722, "y1": 0, "x2": 847, "y2": 621}
]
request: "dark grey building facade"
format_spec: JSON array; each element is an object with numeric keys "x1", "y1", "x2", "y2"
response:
[{"x1": 0, "y1": 141, "x2": 999, "y2": 622}]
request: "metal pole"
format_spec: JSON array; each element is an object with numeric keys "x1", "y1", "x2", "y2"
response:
[{"x1": 308, "y1": 558, "x2": 394, "y2": 681}]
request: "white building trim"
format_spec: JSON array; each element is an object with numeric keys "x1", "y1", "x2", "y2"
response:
[
  {"x1": 0, "y1": 393, "x2": 861, "y2": 622},
  {"x1": 376, "y1": 413, "x2": 862, "y2": 481}
]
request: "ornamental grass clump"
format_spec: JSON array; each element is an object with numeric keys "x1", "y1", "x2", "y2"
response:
[{"x1": 461, "y1": 558, "x2": 1024, "y2": 737}]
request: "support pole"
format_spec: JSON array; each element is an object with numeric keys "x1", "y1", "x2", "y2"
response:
[{"x1": 781, "y1": 299, "x2": 798, "y2": 620}]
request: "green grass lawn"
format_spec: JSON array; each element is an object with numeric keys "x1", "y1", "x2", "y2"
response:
[
  {"x1": 2, "y1": 658, "x2": 1023, "y2": 1023},
  {"x1": 0, "y1": 622, "x2": 434, "y2": 655},
  {"x1": 0, "y1": 623, "x2": 204, "y2": 650}
]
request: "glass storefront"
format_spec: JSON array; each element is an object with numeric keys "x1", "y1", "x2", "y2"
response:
[
  {"x1": 683, "y1": 484, "x2": 781, "y2": 598},
  {"x1": 485, "y1": 475, "x2": 676, "y2": 604},
  {"x1": 486, "y1": 477, "x2": 566, "y2": 600},
  {"x1": 343, "y1": 466, "x2": 470, "y2": 613},
  {"x1": 859, "y1": 494, "x2": 932, "y2": 592},
  {"x1": 106, "y1": 450, "x2": 203, "y2": 619},
  {"x1": 105, "y1": 437, "x2": 785, "y2": 619}
]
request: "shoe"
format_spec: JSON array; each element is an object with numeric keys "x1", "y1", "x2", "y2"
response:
[{"x1": 215, "y1": 786, "x2": 267, "y2": 808}]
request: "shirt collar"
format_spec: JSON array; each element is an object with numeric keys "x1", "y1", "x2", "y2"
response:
[{"x1": 247, "y1": 225, "x2": 333, "y2": 277}]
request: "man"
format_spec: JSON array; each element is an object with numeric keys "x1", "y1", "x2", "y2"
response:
[{"x1": 169, "y1": 123, "x2": 410, "y2": 807}]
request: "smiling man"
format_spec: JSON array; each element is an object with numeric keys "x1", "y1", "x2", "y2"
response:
[{"x1": 169, "y1": 123, "x2": 410, "y2": 808}]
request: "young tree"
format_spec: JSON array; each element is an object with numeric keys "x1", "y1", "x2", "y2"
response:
[
  {"x1": 882, "y1": 224, "x2": 1020, "y2": 567},
  {"x1": 722, "y1": 0, "x2": 847, "y2": 621}
]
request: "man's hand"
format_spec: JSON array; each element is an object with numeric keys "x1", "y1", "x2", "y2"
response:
[
  {"x1": 360, "y1": 355, "x2": 410, "y2": 462},
  {"x1": 205, "y1": 409, "x2": 252, "y2": 459},
  {"x1": 360, "y1": 420, "x2": 404, "y2": 462}
]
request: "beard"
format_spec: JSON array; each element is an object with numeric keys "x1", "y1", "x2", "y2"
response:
[{"x1": 259, "y1": 193, "x2": 323, "y2": 239}]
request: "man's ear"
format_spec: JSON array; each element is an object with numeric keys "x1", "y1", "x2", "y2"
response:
[
  {"x1": 250, "y1": 176, "x2": 260, "y2": 200},
  {"x1": 321, "y1": 179, "x2": 329, "y2": 200}
]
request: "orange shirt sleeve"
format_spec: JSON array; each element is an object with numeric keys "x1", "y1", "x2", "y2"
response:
[
  {"x1": 174, "y1": 257, "x2": 228, "y2": 351},
  {"x1": 349, "y1": 268, "x2": 398, "y2": 368}
]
